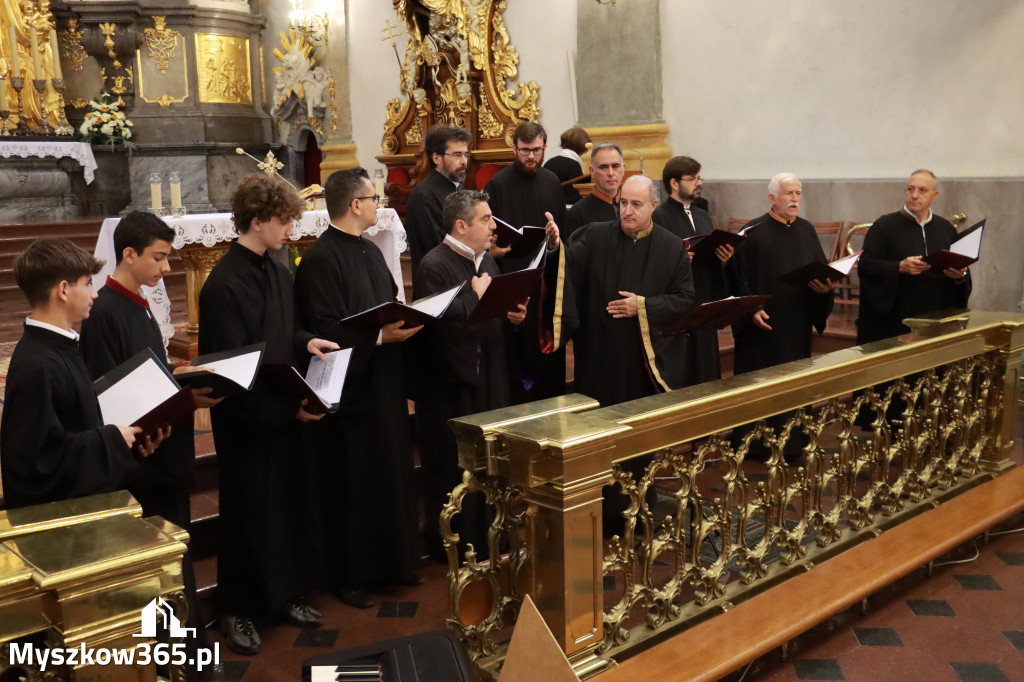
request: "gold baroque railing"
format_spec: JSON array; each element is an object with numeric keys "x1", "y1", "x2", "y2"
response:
[{"x1": 444, "y1": 310, "x2": 1024, "y2": 677}]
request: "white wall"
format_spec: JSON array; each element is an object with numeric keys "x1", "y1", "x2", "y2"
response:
[
  {"x1": 661, "y1": 1, "x2": 1024, "y2": 179},
  {"x1": 346, "y1": 1, "x2": 577, "y2": 173}
]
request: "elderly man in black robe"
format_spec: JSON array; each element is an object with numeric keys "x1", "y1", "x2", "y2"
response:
[
  {"x1": 294, "y1": 168, "x2": 424, "y2": 609},
  {"x1": 729, "y1": 173, "x2": 834, "y2": 459},
  {"x1": 200, "y1": 174, "x2": 335, "y2": 654},
  {"x1": 484, "y1": 121, "x2": 568, "y2": 402},
  {"x1": 565, "y1": 142, "x2": 624, "y2": 239},
  {"x1": 857, "y1": 169, "x2": 971, "y2": 344},
  {"x1": 405, "y1": 125, "x2": 472, "y2": 273},
  {"x1": 653, "y1": 155, "x2": 732, "y2": 385},
  {"x1": 413, "y1": 189, "x2": 536, "y2": 560}
]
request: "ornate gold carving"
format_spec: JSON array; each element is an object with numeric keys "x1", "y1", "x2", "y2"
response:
[
  {"x1": 328, "y1": 76, "x2": 337, "y2": 132},
  {"x1": 195, "y1": 34, "x2": 252, "y2": 104},
  {"x1": 136, "y1": 39, "x2": 190, "y2": 107},
  {"x1": 70, "y1": 96, "x2": 89, "y2": 108},
  {"x1": 381, "y1": 96, "x2": 409, "y2": 154},
  {"x1": 434, "y1": 78, "x2": 472, "y2": 127},
  {"x1": 477, "y1": 91, "x2": 502, "y2": 139},
  {"x1": 143, "y1": 16, "x2": 181, "y2": 74},
  {"x1": 110, "y1": 76, "x2": 127, "y2": 95},
  {"x1": 404, "y1": 123, "x2": 421, "y2": 146},
  {"x1": 58, "y1": 18, "x2": 88, "y2": 73},
  {"x1": 98, "y1": 22, "x2": 119, "y2": 67},
  {"x1": 154, "y1": 94, "x2": 175, "y2": 107},
  {"x1": 125, "y1": 65, "x2": 133, "y2": 84},
  {"x1": 258, "y1": 150, "x2": 284, "y2": 175}
]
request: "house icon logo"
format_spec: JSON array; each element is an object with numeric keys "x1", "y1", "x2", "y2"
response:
[{"x1": 134, "y1": 597, "x2": 196, "y2": 639}]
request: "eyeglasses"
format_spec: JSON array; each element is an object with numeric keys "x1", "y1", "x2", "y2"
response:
[
  {"x1": 515, "y1": 146, "x2": 545, "y2": 157},
  {"x1": 354, "y1": 194, "x2": 380, "y2": 205},
  {"x1": 443, "y1": 151, "x2": 472, "y2": 160},
  {"x1": 680, "y1": 175, "x2": 704, "y2": 183}
]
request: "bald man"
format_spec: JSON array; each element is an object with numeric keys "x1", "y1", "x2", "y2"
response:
[
  {"x1": 856, "y1": 169, "x2": 971, "y2": 344},
  {"x1": 562, "y1": 175, "x2": 696, "y2": 407}
]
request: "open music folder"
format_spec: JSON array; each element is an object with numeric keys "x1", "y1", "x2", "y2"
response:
[
  {"x1": 173, "y1": 342, "x2": 265, "y2": 398},
  {"x1": 923, "y1": 218, "x2": 985, "y2": 272},
  {"x1": 262, "y1": 348, "x2": 353, "y2": 415},
  {"x1": 659, "y1": 295, "x2": 773, "y2": 336},
  {"x1": 342, "y1": 283, "x2": 464, "y2": 328},
  {"x1": 94, "y1": 348, "x2": 196, "y2": 437},
  {"x1": 780, "y1": 250, "x2": 862, "y2": 289},
  {"x1": 493, "y1": 216, "x2": 549, "y2": 259},
  {"x1": 467, "y1": 267, "x2": 544, "y2": 322},
  {"x1": 684, "y1": 229, "x2": 746, "y2": 261}
]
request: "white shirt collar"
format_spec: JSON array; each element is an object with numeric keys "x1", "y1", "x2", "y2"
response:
[
  {"x1": 559, "y1": 148, "x2": 582, "y2": 164},
  {"x1": 903, "y1": 204, "x2": 933, "y2": 226},
  {"x1": 25, "y1": 316, "x2": 79, "y2": 341},
  {"x1": 444, "y1": 234, "x2": 485, "y2": 270}
]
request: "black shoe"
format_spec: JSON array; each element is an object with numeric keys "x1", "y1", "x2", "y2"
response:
[
  {"x1": 283, "y1": 599, "x2": 324, "y2": 628},
  {"x1": 336, "y1": 588, "x2": 375, "y2": 609},
  {"x1": 220, "y1": 614, "x2": 261, "y2": 655},
  {"x1": 392, "y1": 572, "x2": 425, "y2": 587}
]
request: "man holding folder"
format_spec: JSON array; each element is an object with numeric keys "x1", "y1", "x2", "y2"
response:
[{"x1": 856, "y1": 169, "x2": 971, "y2": 344}]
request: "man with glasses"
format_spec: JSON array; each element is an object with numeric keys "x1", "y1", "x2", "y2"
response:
[
  {"x1": 295, "y1": 167, "x2": 425, "y2": 611},
  {"x1": 406, "y1": 125, "x2": 473, "y2": 273},
  {"x1": 565, "y1": 142, "x2": 625, "y2": 239},
  {"x1": 484, "y1": 121, "x2": 568, "y2": 402},
  {"x1": 653, "y1": 155, "x2": 732, "y2": 384}
]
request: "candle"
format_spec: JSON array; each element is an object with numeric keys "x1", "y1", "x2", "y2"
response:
[
  {"x1": 29, "y1": 26, "x2": 40, "y2": 78},
  {"x1": 149, "y1": 173, "x2": 162, "y2": 210},
  {"x1": 373, "y1": 168, "x2": 385, "y2": 203},
  {"x1": 0, "y1": 73, "x2": 7, "y2": 111},
  {"x1": 48, "y1": 29, "x2": 61, "y2": 79},
  {"x1": 8, "y1": 27, "x2": 19, "y2": 76},
  {"x1": 169, "y1": 172, "x2": 182, "y2": 209}
]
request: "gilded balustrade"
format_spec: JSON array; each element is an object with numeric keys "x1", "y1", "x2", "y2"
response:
[{"x1": 445, "y1": 310, "x2": 1024, "y2": 677}]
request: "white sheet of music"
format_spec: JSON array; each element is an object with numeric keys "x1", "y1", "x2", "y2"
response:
[
  {"x1": 408, "y1": 283, "x2": 463, "y2": 318},
  {"x1": 98, "y1": 357, "x2": 178, "y2": 426},
  {"x1": 304, "y1": 348, "x2": 353, "y2": 407},
  {"x1": 193, "y1": 349, "x2": 262, "y2": 388},
  {"x1": 830, "y1": 250, "x2": 862, "y2": 276},
  {"x1": 950, "y1": 224, "x2": 983, "y2": 258}
]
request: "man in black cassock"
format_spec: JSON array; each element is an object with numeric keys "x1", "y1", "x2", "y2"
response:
[
  {"x1": 1, "y1": 239, "x2": 154, "y2": 509},
  {"x1": 484, "y1": 121, "x2": 568, "y2": 402},
  {"x1": 653, "y1": 155, "x2": 732, "y2": 385},
  {"x1": 857, "y1": 169, "x2": 971, "y2": 344},
  {"x1": 729, "y1": 173, "x2": 834, "y2": 459},
  {"x1": 200, "y1": 174, "x2": 335, "y2": 655},
  {"x1": 561, "y1": 174, "x2": 696, "y2": 407},
  {"x1": 412, "y1": 190, "x2": 535, "y2": 560},
  {"x1": 565, "y1": 142, "x2": 624, "y2": 240},
  {"x1": 79, "y1": 210, "x2": 219, "y2": 680},
  {"x1": 405, "y1": 125, "x2": 472, "y2": 273},
  {"x1": 294, "y1": 168, "x2": 423, "y2": 610},
  {"x1": 543, "y1": 125, "x2": 591, "y2": 207}
]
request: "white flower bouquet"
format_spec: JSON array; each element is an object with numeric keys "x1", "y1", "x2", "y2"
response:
[{"x1": 78, "y1": 92, "x2": 136, "y2": 150}]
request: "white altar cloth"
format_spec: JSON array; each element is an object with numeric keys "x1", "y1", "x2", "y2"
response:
[
  {"x1": 0, "y1": 140, "x2": 98, "y2": 183},
  {"x1": 94, "y1": 208, "x2": 407, "y2": 343}
]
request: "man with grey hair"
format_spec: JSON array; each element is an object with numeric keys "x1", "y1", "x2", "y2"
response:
[
  {"x1": 412, "y1": 189, "x2": 547, "y2": 559},
  {"x1": 729, "y1": 173, "x2": 834, "y2": 461},
  {"x1": 565, "y1": 141, "x2": 625, "y2": 239},
  {"x1": 856, "y1": 169, "x2": 970, "y2": 344}
]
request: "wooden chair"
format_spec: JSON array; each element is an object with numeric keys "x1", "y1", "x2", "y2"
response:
[
  {"x1": 725, "y1": 217, "x2": 752, "y2": 233},
  {"x1": 811, "y1": 220, "x2": 845, "y2": 261}
]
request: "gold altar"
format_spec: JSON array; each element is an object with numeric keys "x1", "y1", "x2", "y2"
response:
[{"x1": 0, "y1": 491, "x2": 190, "y2": 681}]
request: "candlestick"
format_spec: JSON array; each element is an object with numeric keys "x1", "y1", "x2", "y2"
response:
[
  {"x1": 29, "y1": 27, "x2": 40, "y2": 78},
  {"x1": 10, "y1": 75, "x2": 28, "y2": 135},
  {"x1": 32, "y1": 78, "x2": 51, "y2": 135},
  {"x1": 0, "y1": 110, "x2": 9, "y2": 137},
  {"x1": 48, "y1": 29, "x2": 62, "y2": 80},
  {"x1": 7, "y1": 27, "x2": 19, "y2": 76},
  {"x1": 0, "y1": 72, "x2": 6, "y2": 111},
  {"x1": 150, "y1": 173, "x2": 163, "y2": 210},
  {"x1": 50, "y1": 78, "x2": 72, "y2": 135}
]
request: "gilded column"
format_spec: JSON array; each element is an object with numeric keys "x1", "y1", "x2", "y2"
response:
[{"x1": 319, "y1": 2, "x2": 359, "y2": 176}]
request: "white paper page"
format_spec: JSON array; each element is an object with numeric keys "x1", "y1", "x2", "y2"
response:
[
  {"x1": 829, "y1": 251, "x2": 862, "y2": 276},
  {"x1": 409, "y1": 283, "x2": 463, "y2": 318},
  {"x1": 98, "y1": 358, "x2": 179, "y2": 426},
  {"x1": 950, "y1": 225, "x2": 983, "y2": 258},
  {"x1": 493, "y1": 215, "x2": 523, "y2": 234},
  {"x1": 194, "y1": 350, "x2": 262, "y2": 387},
  {"x1": 304, "y1": 348, "x2": 353, "y2": 406},
  {"x1": 527, "y1": 241, "x2": 547, "y2": 269}
]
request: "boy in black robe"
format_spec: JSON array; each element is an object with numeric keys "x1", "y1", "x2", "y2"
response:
[
  {"x1": 199, "y1": 174, "x2": 337, "y2": 655},
  {"x1": 857, "y1": 170, "x2": 971, "y2": 344},
  {"x1": 413, "y1": 189, "x2": 533, "y2": 560},
  {"x1": 405, "y1": 125, "x2": 472, "y2": 274},
  {"x1": 1, "y1": 239, "x2": 156, "y2": 508},
  {"x1": 294, "y1": 168, "x2": 423, "y2": 610},
  {"x1": 653, "y1": 155, "x2": 732, "y2": 386},
  {"x1": 484, "y1": 122, "x2": 568, "y2": 402}
]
